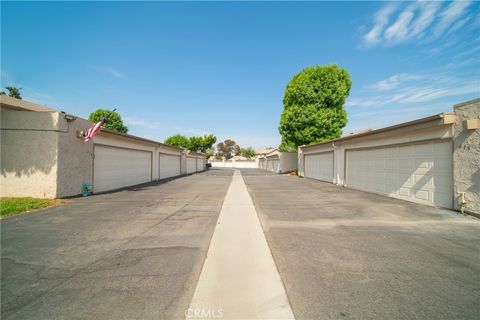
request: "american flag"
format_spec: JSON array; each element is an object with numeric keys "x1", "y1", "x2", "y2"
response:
[
  {"x1": 84, "y1": 119, "x2": 105, "y2": 142},
  {"x1": 84, "y1": 109, "x2": 116, "y2": 142}
]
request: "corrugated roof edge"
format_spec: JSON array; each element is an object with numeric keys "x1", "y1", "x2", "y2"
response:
[{"x1": 300, "y1": 112, "x2": 451, "y2": 150}]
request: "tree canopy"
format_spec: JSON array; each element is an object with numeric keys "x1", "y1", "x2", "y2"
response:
[
  {"x1": 279, "y1": 64, "x2": 351, "y2": 151},
  {"x1": 164, "y1": 134, "x2": 217, "y2": 155},
  {"x1": 88, "y1": 109, "x2": 128, "y2": 133},
  {"x1": 216, "y1": 139, "x2": 240, "y2": 160},
  {"x1": 188, "y1": 134, "x2": 217, "y2": 153},
  {"x1": 2, "y1": 86, "x2": 22, "y2": 99},
  {"x1": 241, "y1": 147, "x2": 256, "y2": 159},
  {"x1": 164, "y1": 134, "x2": 190, "y2": 149}
]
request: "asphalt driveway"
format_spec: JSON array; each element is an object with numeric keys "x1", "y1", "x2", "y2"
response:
[
  {"x1": 244, "y1": 173, "x2": 480, "y2": 320},
  {"x1": 1, "y1": 172, "x2": 232, "y2": 320}
]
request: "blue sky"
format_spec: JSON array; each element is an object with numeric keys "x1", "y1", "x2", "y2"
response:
[{"x1": 2, "y1": 1, "x2": 479, "y2": 149}]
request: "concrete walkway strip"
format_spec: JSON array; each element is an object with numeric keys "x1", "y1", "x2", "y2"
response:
[{"x1": 187, "y1": 170, "x2": 295, "y2": 320}]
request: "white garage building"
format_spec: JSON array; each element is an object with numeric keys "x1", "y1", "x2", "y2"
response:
[
  {"x1": 299, "y1": 99, "x2": 480, "y2": 215},
  {"x1": 1, "y1": 95, "x2": 206, "y2": 197},
  {"x1": 263, "y1": 150, "x2": 298, "y2": 174}
]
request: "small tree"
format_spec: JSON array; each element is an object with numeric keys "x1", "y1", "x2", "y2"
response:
[
  {"x1": 205, "y1": 150, "x2": 215, "y2": 159},
  {"x1": 279, "y1": 64, "x2": 351, "y2": 151},
  {"x1": 200, "y1": 134, "x2": 217, "y2": 153},
  {"x1": 241, "y1": 147, "x2": 256, "y2": 159},
  {"x1": 4, "y1": 86, "x2": 22, "y2": 99},
  {"x1": 216, "y1": 139, "x2": 240, "y2": 160},
  {"x1": 89, "y1": 109, "x2": 128, "y2": 133},
  {"x1": 165, "y1": 134, "x2": 190, "y2": 149}
]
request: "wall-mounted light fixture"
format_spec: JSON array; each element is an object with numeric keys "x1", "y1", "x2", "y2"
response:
[{"x1": 64, "y1": 114, "x2": 77, "y2": 121}]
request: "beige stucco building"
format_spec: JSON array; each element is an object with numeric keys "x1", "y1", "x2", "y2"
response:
[
  {"x1": 258, "y1": 149, "x2": 298, "y2": 173},
  {"x1": 298, "y1": 99, "x2": 480, "y2": 215},
  {"x1": 1, "y1": 96, "x2": 205, "y2": 198}
]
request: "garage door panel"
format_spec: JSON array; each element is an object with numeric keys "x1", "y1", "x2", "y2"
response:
[
  {"x1": 94, "y1": 145, "x2": 152, "y2": 193},
  {"x1": 434, "y1": 142, "x2": 451, "y2": 154},
  {"x1": 187, "y1": 157, "x2": 196, "y2": 174},
  {"x1": 159, "y1": 153, "x2": 181, "y2": 179},
  {"x1": 385, "y1": 159, "x2": 397, "y2": 169},
  {"x1": 433, "y1": 158, "x2": 451, "y2": 172},
  {"x1": 346, "y1": 141, "x2": 452, "y2": 208},
  {"x1": 196, "y1": 158, "x2": 204, "y2": 171},
  {"x1": 413, "y1": 189, "x2": 430, "y2": 201},
  {"x1": 305, "y1": 152, "x2": 333, "y2": 182},
  {"x1": 414, "y1": 158, "x2": 430, "y2": 169},
  {"x1": 413, "y1": 143, "x2": 430, "y2": 154}
]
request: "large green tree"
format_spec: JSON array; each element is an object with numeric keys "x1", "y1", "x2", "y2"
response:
[
  {"x1": 164, "y1": 134, "x2": 190, "y2": 149},
  {"x1": 279, "y1": 64, "x2": 351, "y2": 151},
  {"x1": 89, "y1": 109, "x2": 128, "y2": 133}
]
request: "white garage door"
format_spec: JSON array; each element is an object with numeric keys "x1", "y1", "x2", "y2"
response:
[
  {"x1": 159, "y1": 153, "x2": 181, "y2": 179},
  {"x1": 346, "y1": 141, "x2": 453, "y2": 208},
  {"x1": 305, "y1": 152, "x2": 334, "y2": 182},
  {"x1": 196, "y1": 157, "x2": 204, "y2": 171},
  {"x1": 267, "y1": 158, "x2": 280, "y2": 172},
  {"x1": 187, "y1": 157, "x2": 196, "y2": 174},
  {"x1": 94, "y1": 145, "x2": 152, "y2": 193},
  {"x1": 261, "y1": 159, "x2": 267, "y2": 170}
]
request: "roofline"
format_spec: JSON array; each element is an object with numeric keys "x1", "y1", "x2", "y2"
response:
[
  {"x1": 454, "y1": 98, "x2": 480, "y2": 108},
  {"x1": 0, "y1": 95, "x2": 58, "y2": 112},
  {"x1": 300, "y1": 113, "x2": 452, "y2": 150},
  {"x1": 0, "y1": 96, "x2": 200, "y2": 154},
  {"x1": 187, "y1": 151, "x2": 206, "y2": 157},
  {"x1": 100, "y1": 127, "x2": 187, "y2": 152}
]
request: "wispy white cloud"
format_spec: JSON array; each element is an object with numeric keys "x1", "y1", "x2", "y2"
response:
[
  {"x1": 105, "y1": 67, "x2": 123, "y2": 78},
  {"x1": 348, "y1": 80, "x2": 478, "y2": 108},
  {"x1": 124, "y1": 116, "x2": 162, "y2": 129},
  {"x1": 434, "y1": 0, "x2": 473, "y2": 36},
  {"x1": 361, "y1": 0, "x2": 475, "y2": 47},
  {"x1": 384, "y1": 6, "x2": 415, "y2": 42},
  {"x1": 363, "y1": 2, "x2": 399, "y2": 45},
  {"x1": 173, "y1": 126, "x2": 209, "y2": 136},
  {"x1": 447, "y1": 15, "x2": 471, "y2": 34},
  {"x1": 366, "y1": 73, "x2": 423, "y2": 91},
  {"x1": 410, "y1": 1, "x2": 441, "y2": 37}
]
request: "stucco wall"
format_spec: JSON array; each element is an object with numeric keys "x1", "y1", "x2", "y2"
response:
[
  {"x1": 1, "y1": 110, "x2": 60, "y2": 198},
  {"x1": 56, "y1": 115, "x2": 94, "y2": 198},
  {"x1": 279, "y1": 152, "x2": 298, "y2": 173},
  {"x1": 210, "y1": 160, "x2": 257, "y2": 168},
  {"x1": 452, "y1": 99, "x2": 480, "y2": 214}
]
